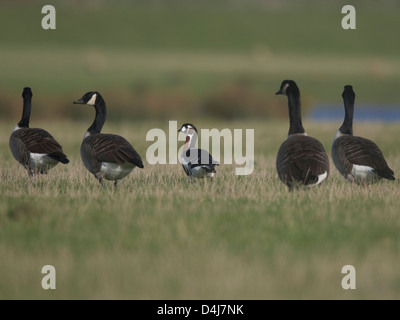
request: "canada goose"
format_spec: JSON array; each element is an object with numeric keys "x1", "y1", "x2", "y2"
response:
[
  {"x1": 331, "y1": 85, "x2": 395, "y2": 184},
  {"x1": 74, "y1": 91, "x2": 144, "y2": 187},
  {"x1": 178, "y1": 123, "x2": 219, "y2": 181},
  {"x1": 275, "y1": 80, "x2": 330, "y2": 191},
  {"x1": 9, "y1": 87, "x2": 69, "y2": 176}
]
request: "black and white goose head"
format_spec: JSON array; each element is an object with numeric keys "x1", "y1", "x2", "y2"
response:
[
  {"x1": 74, "y1": 91, "x2": 106, "y2": 138},
  {"x1": 275, "y1": 80, "x2": 300, "y2": 97},
  {"x1": 73, "y1": 91, "x2": 103, "y2": 107}
]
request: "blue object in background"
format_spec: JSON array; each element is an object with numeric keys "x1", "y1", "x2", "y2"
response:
[{"x1": 309, "y1": 105, "x2": 400, "y2": 122}]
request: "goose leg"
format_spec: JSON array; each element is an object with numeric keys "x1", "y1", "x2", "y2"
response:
[
  {"x1": 26, "y1": 167, "x2": 33, "y2": 177},
  {"x1": 25, "y1": 162, "x2": 35, "y2": 177},
  {"x1": 114, "y1": 180, "x2": 118, "y2": 188}
]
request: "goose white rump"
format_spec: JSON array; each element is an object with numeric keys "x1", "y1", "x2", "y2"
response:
[
  {"x1": 100, "y1": 162, "x2": 136, "y2": 181},
  {"x1": 30, "y1": 153, "x2": 59, "y2": 171},
  {"x1": 288, "y1": 171, "x2": 328, "y2": 189},
  {"x1": 349, "y1": 164, "x2": 377, "y2": 183},
  {"x1": 315, "y1": 171, "x2": 328, "y2": 186}
]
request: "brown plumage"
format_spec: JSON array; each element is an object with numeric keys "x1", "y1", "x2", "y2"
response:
[
  {"x1": 332, "y1": 135, "x2": 394, "y2": 181},
  {"x1": 80, "y1": 133, "x2": 143, "y2": 177},
  {"x1": 11, "y1": 128, "x2": 68, "y2": 163},
  {"x1": 74, "y1": 91, "x2": 143, "y2": 187},
  {"x1": 275, "y1": 80, "x2": 330, "y2": 190},
  {"x1": 332, "y1": 85, "x2": 395, "y2": 183},
  {"x1": 277, "y1": 134, "x2": 330, "y2": 189}
]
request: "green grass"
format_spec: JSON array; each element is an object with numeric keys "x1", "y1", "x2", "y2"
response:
[{"x1": 1, "y1": 120, "x2": 399, "y2": 299}]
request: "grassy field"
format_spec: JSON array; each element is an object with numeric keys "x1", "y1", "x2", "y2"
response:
[
  {"x1": 1, "y1": 0, "x2": 400, "y2": 300},
  {"x1": 0, "y1": 119, "x2": 399, "y2": 299}
]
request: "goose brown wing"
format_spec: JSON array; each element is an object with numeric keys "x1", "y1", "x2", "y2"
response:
[
  {"x1": 12, "y1": 128, "x2": 69, "y2": 163},
  {"x1": 277, "y1": 135, "x2": 329, "y2": 184},
  {"x1": 337, "y1": 135, "x2": 394, "y2": 180},
  {"x1": 84, "y1": 134, "x2": 143, "y2": 168}
]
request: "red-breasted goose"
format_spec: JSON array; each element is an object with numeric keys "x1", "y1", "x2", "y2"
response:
[
  {"x1": 275, "y1": 80, "x2": 330, "y2": 191},
  {"x1": 9, "y1": 87, "x2": 69, "y2": 176},
  {"x1": 74, "y1": 91, "x2": 144, "y2": 187},
  {"x1": 331, "y1": 85, "x2": 395, "y2": 184},
  {"x1": 178, "y1": 123, "x2": 219, "y2": 181}
]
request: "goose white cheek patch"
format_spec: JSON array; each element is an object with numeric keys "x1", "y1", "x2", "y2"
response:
[
  {"x1": 282, "y1": 83, "x2": 290, "y2": 95},
  {"x1": 87, "y1": 94, "x2": 97, "y2": 106}
]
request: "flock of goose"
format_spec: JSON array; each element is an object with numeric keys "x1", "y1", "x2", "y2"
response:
[{"x1": 9, "y1": 80, "x2": 395, "y2": 190}]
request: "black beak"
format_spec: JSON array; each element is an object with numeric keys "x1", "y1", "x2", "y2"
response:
[
  {"x1": 73, "y1": 99, "x2": 84, "y2": 104},
  {"x1": 275, "y1": 89, "x2": 283, "y2": 95}
]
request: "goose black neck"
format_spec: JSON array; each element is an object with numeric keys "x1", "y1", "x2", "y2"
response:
[
  {"x1": 340, "y1": 90, "x2": 355, "y2": 135},
  {"x1": 287, "y1": 90, "x2": 305, "y2": 135},
  {"x1": 18, "y1": 92, "x2": 32, "y2": 128},
  {"x1": 88, "y1": 96, "x2": 106, "y2": 134}
]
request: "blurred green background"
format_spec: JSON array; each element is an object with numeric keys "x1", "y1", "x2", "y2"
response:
[{"x1": 1, "y1": 0, "x2": 399, "y2": 122}]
